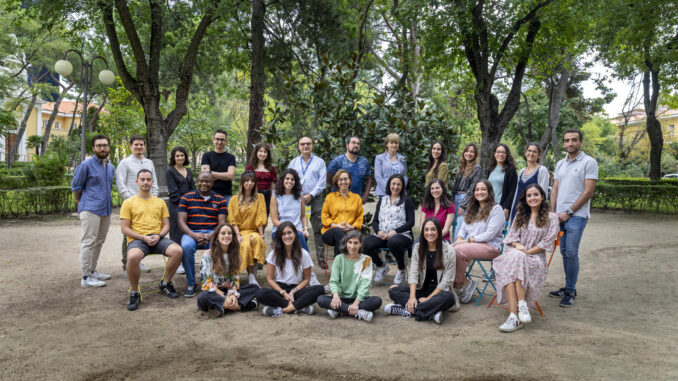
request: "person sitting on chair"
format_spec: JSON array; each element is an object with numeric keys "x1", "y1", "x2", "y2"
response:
[
  {"x1": 196, "y1": 223, "x2": 259, "y2": 317},
  {"x1": 420, "y1": 179, "x2": 455, "y2": 242},
  {"x1": 177, "y1": 171, "x2": 227, "y2": 297},
  {"x1": 256, "y1": 221, "x2": 325, "y2": 317},
  {"x1": 121, "y1": 169, "x2": 183, "y2": 311},
  {"x1": 452, "y1": 180, "x2": 505, "y2": 304},
  {"x1": 321, "y1": 170, "x2": 364, "y2": 258},
  {"x1": 384, "y1": 218, "x2": 460, "y2": 324},
  {"x1": 270, "y1": 168, "x2": 310, "y2": 252},
  {"x1": 362, "y1": 174, "x2": 414, "y2": 285},
  {"x1": 493, "y1": 184, "x2": 559, "y2": 332},
  {"x1": 316, "y1": 231, "x2": 382, "y2": 322}
]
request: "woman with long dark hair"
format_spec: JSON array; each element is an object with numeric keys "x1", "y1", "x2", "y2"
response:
[
  {"x1": 316, "y1": 231, "x2": 382, "y2": 322},
  {"x1": 509, "y1": 142, "x2": 550, "y2": 222},
  {"x1": 452, "y1": 143, "x2": 483, "y2": 238},
  {"x1": 452, "y1": 180, "x2": 506, "y2": 304},
  {"x1": 488, "y1": 143, "x2": 518, "y2": 220},
  {"x1": 246, "y1": 143, "x2": 277, "y2": 216},
  {"x1": 196, "y1": 223, "x2": 259, "y2": 317},
  {"x1": 425, "y1": 141, "x2": 448, "y2": 185},
  {"x1": 166, "y1": 146, "x2": 195, "y2": 244},
  {"x1": 228, "y1": 170, "x2": 267, "y2": 286},
  {"x1": 255, "y1": 222, "x2": 324, "y2": 317},
  {"x1": 493, "y1": 184, "x2": 559, "y2": 332},
  {"x1": 384, "y1": 218, "x2": 459, "y2": 324},
  {"x1": 270, "y1": 168, "x2": 309, "y2": 252},
  {"x1": 362, "y1": 174, "x2": 415, "y2": 285},
  {"x1": 420, "y1": 179, "x2": 455, "y2": 241}
]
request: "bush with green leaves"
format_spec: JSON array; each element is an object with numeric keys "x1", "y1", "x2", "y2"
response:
[
  {"x1": 0, "y1": 186, "x2": 123, "y2": 218},
  {"x1": 592, "y1": 182, "x2": 678, "y2": 213}
]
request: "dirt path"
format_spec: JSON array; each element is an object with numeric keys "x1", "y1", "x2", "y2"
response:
[{"x1": 1, "y1": 211, "x2": 676, "y2": 380}]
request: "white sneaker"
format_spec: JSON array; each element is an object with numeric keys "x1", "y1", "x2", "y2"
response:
[
  {"x1": 139, "y1": 262, "x2": 151, "y2": 273},
  {"x1": 81, "y1": 277, "x2": 106, "y2": 288},
  {"x1": 393, "y1": 269, "x2": 406, "y2": 285},
  {"x1": 461, "y1": 279, "x2": 477, "y2": 304},
  {"x1": 499, "y1": 314, "x2": 524, "y2": 332},
  {"x1": 91, "y1": 270, "x2": 111, "y2": 280},
  {"x1": 373, "y1": 265, "x2": 389, "y2": 284},
  {"x1": 356, "y1": 309, "x2": 373, "y2": 322},
  {"x1": 518, "y1": 301, "x2": 532, "y2": 323},
  {"x1": 327, "y1": 309, "x2": 339, "y2": 319},
  {"x1": 298, "y1": 305, "x2": 315, "y2": 315},
  {"x1": 433, "y1": 310, "x2": 445, "y2": 325},
  {"x1": 262, "y1": 306, "x2": 283, "y2": 317},
  {"x1": 449, "y1": 290, "x2": 461, "y2": 312},
  {"x1": 248, "y1": 273, "x2": 260, "y2": 287},
  {"x1": 176, "y1": 264, "x2": 185, "y2": 274}
]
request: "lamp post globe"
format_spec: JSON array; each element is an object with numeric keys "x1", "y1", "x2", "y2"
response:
[
  {"x1": 54, "y1": 59, "x2": 73, "y2": 77},
  {"x1": 99, "y1": 69, "x2": 115, "y2": 86}
]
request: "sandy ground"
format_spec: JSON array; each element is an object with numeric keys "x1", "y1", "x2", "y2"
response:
[{"x1": 1, "y1": 209, "x2": 677, "y2": 380}]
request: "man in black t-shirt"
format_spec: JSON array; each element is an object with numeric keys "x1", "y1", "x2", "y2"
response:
[{"x1": 201, "y1": 129, "x2": 237, "y2": 201}]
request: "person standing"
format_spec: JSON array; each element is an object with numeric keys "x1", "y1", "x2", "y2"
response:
[
  {"x1": 200, "y1": 129, "x2": 237, "y2": 202},
  {"x1": 246, "y1": 143, "x2": 277, "y2": 216},
  {"x1": 166, "y1": 146, "x2": 195, "y2": 245},
  {"x1": 424, "y1": 141, "x2": 449, "y2": 186},
  {"x1": 549, "y1": 130, "x2": 598, "y2": 308},
  {"x1": 327, "y1": 136, "x2": 373, "y2": 205},
  {"x1": 488, "y1": 143, "x2": 518, "y2": 220},
  {"x1": 72, "y1": 134, "x2": 115, "y2": 288},
  {"x1": 509, "y1": 143, "x2": 550, "y2": 222},
  {"x1": 452, "y1": 143, "x2": 483, "y2": 239},
  {"x1": 287, "y1": 137, "x2": 327, "y2": 267},
  {"x1": 116, "y1": 135, "x2": 159, "y2": 272},
  {"x1": 374, "y1": 133, "x2": 408, "y2": 197}
]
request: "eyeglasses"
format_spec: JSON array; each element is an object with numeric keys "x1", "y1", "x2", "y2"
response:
[
  {"x1": 214, "y1": 138, "x2": 226, "y2": 142},
  {"x1": 94, "y1": 144, "x2": 109, "y2": 149},
  {"x1": 299, "y1": 142, "x2": 312, "y2": 146}
]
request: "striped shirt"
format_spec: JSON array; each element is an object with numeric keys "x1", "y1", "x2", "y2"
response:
[{"x1": 178, "y1": 190, "x2": 227, "y2": 231}]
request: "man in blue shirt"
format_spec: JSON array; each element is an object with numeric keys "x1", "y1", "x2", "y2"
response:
[
  {"x1": 71, "y1": 134, "x2": 115, "y2": 288},
  {"x1": 327, "y1": 136, "x2": 373, "y2": 204}
]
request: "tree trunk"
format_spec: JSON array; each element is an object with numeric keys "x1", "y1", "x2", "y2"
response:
[
  {"x1": 8, "y1": 93, "x2": 38, "y2": 166},
  {"x1": 642, "y1": 64, "x2": 662, "y2": 181},
  {"x1": 42, "y1": 83, "x2": 75, "y2": 155},
  {"x1": 247, "y1": 0, "x2": 266, "y2": 161},
  {"x1": 146, "y1": 113, "x2": 170, "y2": 192},
  {"x1": 540, "y1": 65, "x2": 569, "y2": 163}
]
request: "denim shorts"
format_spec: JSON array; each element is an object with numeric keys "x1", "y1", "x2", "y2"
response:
[{"x1": 127, "y1": 236, "x2": 175, "y2": 256}]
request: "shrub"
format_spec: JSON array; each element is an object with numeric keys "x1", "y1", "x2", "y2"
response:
[
  {"x1": 0, "y1": 186, "x2": 123, "y2": 218},
  {"x1": 592, "y1": 182, "x2": 678, "y2": 213},
  {"x1": 601, "y1": 177, "x2": 678, "y2": 186},
  {"x1": 0, "y1": 176, "x2": 31, "y2": 189}
]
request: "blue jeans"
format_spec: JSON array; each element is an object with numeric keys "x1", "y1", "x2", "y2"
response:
[
  {"x1": 272, "y1": 230, "x2": 309, "y2": 252},
  {"x1": 453, "y1": 193, "x2": 465, "y2": 240},
  {"x1": 560, "y1": 216, "x2": 588, "y2": 294},
  {"x1": 181, "y1": 229, "x2": 213, "y2": 288}
]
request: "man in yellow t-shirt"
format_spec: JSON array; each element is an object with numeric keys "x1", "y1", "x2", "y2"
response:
[{"x1": 120, "y1": 169, "x2": 183, "y2": 311}]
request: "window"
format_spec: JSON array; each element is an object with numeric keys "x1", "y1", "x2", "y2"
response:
[
  {"x1": 669, "y1": 124, "x2": 674, "y2": 137},
  {"x1": 55, "y1": 122, "x2": 61, "y2": 130}
]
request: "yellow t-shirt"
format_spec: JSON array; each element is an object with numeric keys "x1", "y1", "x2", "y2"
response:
[{"x1": 120, "y1": 195, "x2": 170, "y2": 244}]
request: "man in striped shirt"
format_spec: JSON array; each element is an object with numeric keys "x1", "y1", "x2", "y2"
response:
[{"x1": 178, "y1": 171, "x2": 228, "y2": 297}]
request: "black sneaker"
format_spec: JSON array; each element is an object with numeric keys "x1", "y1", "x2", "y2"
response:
[
  {"x1": 548, "y1": 287, "x2": 566, "y2": 298},
  {"x1": 559, "y1": 292, "x2": 576, "y2": 307},
  {"x1": 184, "y1": 287, "x2": 196, "y2": 298},
  {"x1": 127, "y1": 292, "x2": 140, "y2": 311},
  {"x1": 159, "y1": 282, "x2": 180, "y2": 298}
]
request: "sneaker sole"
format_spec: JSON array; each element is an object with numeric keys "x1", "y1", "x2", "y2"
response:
[
  {"x1": 499, "y1": 324, "x2": 523, "y2": 333},
  {"x1": 81, "y1": 282, "x2": 106, "y2": 288},
  {"x1": 519, "y1": 315, "x2": 532, "y2": 323},
  {"x1": 559, "y1": 301, "x2": 575, "y2": 308}
]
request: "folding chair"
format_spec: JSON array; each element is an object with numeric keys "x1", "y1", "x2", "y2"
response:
[
  {"x1": 465, "y1": 221, "x2": 510, "y2": 306},
  {"x1": 128, "y1": 254, "x2": 168, "y2": 301},
  {"x1": 487, "y1": 231, "x2": 563, "y2": 316}
]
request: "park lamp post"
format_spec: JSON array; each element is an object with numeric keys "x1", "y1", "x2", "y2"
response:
[{"x1": 55, "y1": 50, "x2": 115, "y2": 162}]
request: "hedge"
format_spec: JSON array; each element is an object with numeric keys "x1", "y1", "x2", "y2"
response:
[
  {"x1": 0, "y1": 174, "x2": 73, "y2": 189},
  {"x1": 601, "y1": 177, "x2": 678, "y2": 187},
  {"x1": 0, "y1": 186, "x2": 123, "y2": 218},
  {"x1": 592, "y1": 183, "x2": 678, "y2": 213}
]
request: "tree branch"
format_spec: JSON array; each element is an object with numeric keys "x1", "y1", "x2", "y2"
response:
[
  {"x1": 113, "y1": 0, "x2": 151, "y2": 80},
  {"x1": 148, "y1": 0, "x2": 163, "y2": 90}
]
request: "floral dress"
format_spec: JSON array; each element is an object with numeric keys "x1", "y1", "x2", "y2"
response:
[
  {"x1": 493, "y1": 213, "x2": 560, "y2": 307},
  {"x1": 228, "y1": 193, "x2": 267, "y2": 271}
]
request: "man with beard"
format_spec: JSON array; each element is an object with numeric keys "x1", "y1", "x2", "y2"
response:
[
  {"x1": 177, "y1": 171, "x2": 227, "y2": 297},
  {"x1": 327, "y1": 136, "x2": 373, "y2": 205},
  {"x1": 72, "y1": 134, "x2": 115, "y2": 288}
]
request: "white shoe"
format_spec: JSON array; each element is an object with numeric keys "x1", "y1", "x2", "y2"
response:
[
  {"x1": 176, "y1": 264, "x2": 186, "y2": 274},
  {"x1": 433, "y1": 310, "x2": 445, "y2": 325},
  {"x1": 91, "y1": 270, "x2": 111, "y2": 280},
  {"x1": 81, "y1": 277, "x2": 105, "y2": 288},
  {"x1": 139, "y1": 262, "x2": 151, "y2": 273},
  {"x1": 248, "y1": 273, "x2": 260, "y2": 287},
  {"x1": 327, "y1": 309, "x2": 339, "y2": 319},
  {"x1": 356, "y1": 309, "x2": 373, "y2": 322},
  {"x1": 461, "y1": 279, "x2": 477, "y2": 304},
  {"x1": 449, "y1": 290, "x2": 461, "y2": 312},
  {"x1": 393, "y1": 269, "x2": 406, "y2": 285},
  {"x1": 499, "y1": 314, "x2": 524, "y2": 332},
  {"x1": 518, "y1": 301, "x2": 532, "y2": 323},
  {"x1": 373, "y1": 265, "x2": 389, "y2": 284}
]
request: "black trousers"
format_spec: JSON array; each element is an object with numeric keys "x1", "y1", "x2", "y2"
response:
[
  {"x1": 261, "y1": 189, "x2": 272, "y2": 217},
  {"x1": 322, "y1": 227, "x2": 348, "y2": 256},
  {"x1": 362, "y1": 233, "x2": 412, "y2": 270},
  {"x1": 196, "y1": 283, "x2": 260, "y2": 312},
  {"x1": 388, "y1": 285, "x2": 456, "y2": 321},
  {"x1": 256, "y1": 283, "x2": 325, "y2": 310},
  {"x1": 317, "y1": 295, "x2": 382, "y2": 314}
]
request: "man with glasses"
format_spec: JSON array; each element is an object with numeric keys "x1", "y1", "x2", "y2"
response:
[
  {"x1": 288, "y1": 136, "x2": 328, "y2": 267},
  {"x1": 72, "y1": 134, "x2": 115, "y2": 288},
  {"x1": 200, "y1": 129, "x2": 236, "y2": 202},
  {"x1": 327, "y1": 136, "x2": 373, "y2": 205}
]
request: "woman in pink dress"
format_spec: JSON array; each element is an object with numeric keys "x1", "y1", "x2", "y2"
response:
[
  {"x1": 420, "y1": 178, "x2": 455, "y2": 241},
  {"x1": 493, "y1": 183, "x2": 559, "y2": 332}
]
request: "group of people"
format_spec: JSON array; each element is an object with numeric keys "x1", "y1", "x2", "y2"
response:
[{"x1": 71, "y1": 128, "x2": 597, "y2": 331}]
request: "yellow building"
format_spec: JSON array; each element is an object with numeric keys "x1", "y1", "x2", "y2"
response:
[{"x1": 612, "y1": 107, "x2": 678, "y2": 154}]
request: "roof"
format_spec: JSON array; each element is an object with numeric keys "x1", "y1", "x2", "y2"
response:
[
  {"x1": 41, "y1": 100, "x2": 100, "y2": 115},
  {"x1": 611, "y1": 108, "x2": 678, "y2": 126}
]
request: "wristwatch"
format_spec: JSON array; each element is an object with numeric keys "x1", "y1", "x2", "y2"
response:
[{"x1": 566, "y1": 208, "x2": 574, "y2": 216}]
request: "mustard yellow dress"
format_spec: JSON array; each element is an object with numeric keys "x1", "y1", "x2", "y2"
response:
[{"x1": 228, "y1": 193, "x2": 267, "y2": 271}]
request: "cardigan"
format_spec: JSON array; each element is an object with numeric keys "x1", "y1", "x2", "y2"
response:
[
  {"x1": 371, "y1": 196, "x2": 415, "y2": 234},
  {"x1": 408, "y1": 241, "x2": 456, "y2": 292}
]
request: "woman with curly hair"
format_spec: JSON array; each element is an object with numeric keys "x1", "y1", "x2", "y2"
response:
[
  {"x1": 452, "y1": 180, "x2": 506, "y2": 304},
  {"x1": 493, "y1": 184, "x2": 559, "y2": 332},
  {"x1": 246, "y1": 143, "x2": 277, "y2": 216},
  {"x1": 196, "y1": 223, "x2": 259, "y2": 317},
  {"x1": 228, "y1": 170, "x2": 267, "y2": 286},
  {"x1": 270, "y1": 168, "x2": 310, "y2": 252}
]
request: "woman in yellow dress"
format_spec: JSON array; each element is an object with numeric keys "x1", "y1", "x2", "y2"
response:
[{"x1": 229, "y1": 170, "x2": 267, "y2": 286}]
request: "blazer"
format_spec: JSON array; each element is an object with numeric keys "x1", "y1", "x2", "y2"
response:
[{"x1": 408, "y1": 241, "x2": 456, "y2": 292}]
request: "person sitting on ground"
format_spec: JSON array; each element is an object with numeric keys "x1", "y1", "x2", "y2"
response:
[
  {"x1": 228, "y1": 170, "x2": 267, "y2": 286},
  {"x1": 270, "y1": 168, "x2": 310, "y2": 252},
  {"x1": 121, "y1": 169, "x2": 183, "y2": 311},
  {"x1": 362, "y1": 174, "x2": 414, "y2": 285},
  {"x1": 384, "y1": 218, "x2": 460, "y2": 324},
  {"x1": 493, "y1": 184, "x2": 559, "y2": 332},
  {"x1": 453, "y1": 180, "x2": 506, "y2": 304},
  {"x1": 177, "y1": 171, "x2": 227, "y2": 297},
  {"x1": 196, "y1": 223, "x2": 259, "y2": 317},
  {"x1": 321, "y1": 169, "x2": 364, "y2": 257},
  {"x1": 316, "y1": 231, "x2": 382, "y2": 322},
  {"x1": 420, "y1": 178, "x2": 455, "y2": 242},
  {"x1": 256, "y1": 221, "x2": 325, "y2": 317}
]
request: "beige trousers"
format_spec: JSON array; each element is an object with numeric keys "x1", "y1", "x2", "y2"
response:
[{"x1": 79, "y1": 211, "x2": 111, "y2": 277}]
